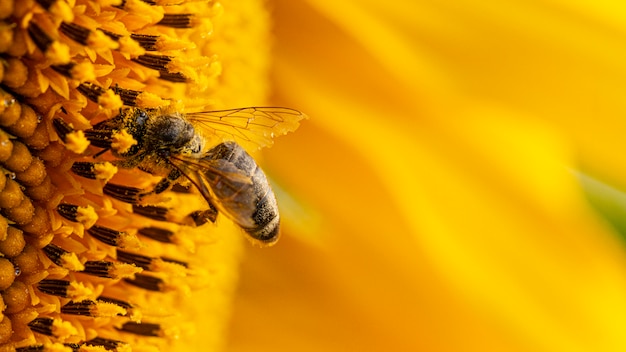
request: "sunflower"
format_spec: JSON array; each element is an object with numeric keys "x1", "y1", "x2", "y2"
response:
[
  {"x1": 0, "y1": 0, "x2": 282, "y2": 350},
  {"x1": 226, "y1": 1, "x2": 626, "y2": 351}
]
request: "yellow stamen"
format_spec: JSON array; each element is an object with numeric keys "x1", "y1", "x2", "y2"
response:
[
  {"x1": 59, "y1": 252, "x2": 84, "y2": 271},
  {"x1": 97, "y1": 89, "x2": 124, "y2": 111},
  {"x1": 93, "y1": 162, "x2": 118, "y2": 182},
  {"x1": 65, "y1": 130, "x2": 90, "y2": 154},
  {"x1": 87, "y1": 30, "x2": 119, "y2": 51},
  {"x1": 45, "y1": 42, "x2": 72, "y2": 66},
  {"x1": 109, "y1": 262, "x2": 143, "y2": 279},
  {"x1": 135, "y1": 92, "x2": 168, "y2": 108},
  {"x1": 69, "y1": 62, "x2": 96, "y2": 83},
  {"x1": 75, "y1": 205, "x2": 98, "y2": 229},
  {"x1": 51, "y1": 318, "x2": 78, "y2": 339},
  {"x1": 93, "y1": 301, "x2": 127, "y2": 317},
  {"x1": 116, "y1": 231, "x2": 143, "y2": 249},
  {"x1": 66, "y1": 281, "x2": 93, "y2": 301},
  {"x1": 48, "y1": 1, "x2": 74, "y2": 22},
  {"x1": 118, "y1": 36, "x2": 146, "y2": 59}
]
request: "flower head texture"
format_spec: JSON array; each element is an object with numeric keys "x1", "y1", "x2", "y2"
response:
[
  {"x1": 0, "y1": 0, "x2": 277, "y2": 350},
  {"x1": 226, "y1": 1, "x2": 626, "y2": 351}
]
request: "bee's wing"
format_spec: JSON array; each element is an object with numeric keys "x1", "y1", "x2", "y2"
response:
[
  {"x1": 168, "y1": 154, "x2": 257, "y2": 228},
  {"x1": 185, "y1": 107, "x2": 306, "y2": 150}
]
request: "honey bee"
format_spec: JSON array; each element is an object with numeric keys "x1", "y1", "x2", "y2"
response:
[{"x1": 53, "y1": 106, "x2": 306, "y2": 245}]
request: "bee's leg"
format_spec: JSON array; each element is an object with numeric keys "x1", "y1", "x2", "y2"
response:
[
  {"x1": 102, "y1": 180, "x2": 166, "y2": 205},
  {"x1": 70, "y1": 159, "x2": 217, "y2": 226},
  {"x1": 155, "y1": 168, "x2": 183, "y2": 194},
  {"x1": 136, "y1": 168, "x2": 181, "y2": 198},
  {"x1": 132, "y1": 170, "x2": 219, "y2": 226},
  {"x1": 152, "y1": 177, "x2": 171, "y2": 195},
  {"x1": 132, "y1": 203, "x2": 218, "y2": 227},
  {"x1": 185, "y1": 202, "x2": 218, "y2": 226},
  {"x1": 143, "y1": 171, "x2": 219, "y2": 226},
  {"x1": 170, "y1": 183, "x2": 192, "y2": 193},
  {"x1": 96, "y1": 182, "x2": 219, "y2": 226}
]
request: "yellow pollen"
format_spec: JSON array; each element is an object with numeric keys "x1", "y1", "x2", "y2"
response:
[
  {"x1": 123, "y1": 0, "x2": 165, "y2": 28},
  {"x1": 49, "y1": 1, "x2": 74, "y2": 22},
  {"x1": 111, "y1": 129, "x2": 137, "y2": 154},
  {"x1": 76, "y1": 205, "x2": 98, "y2": 229},
  {"x1": 93, "y1": 301, "x2": 127, "y2": 317},
  {"x1": 154, "y1": 34, "x2": 195, "y2": 51},
  {"x1": 88, "y1": 30, "x2": 119, "y2": 51},
  {"x1": 150, "y1": 259, "x2": 187, "y2": 276},
  {"x1": 110, "y1": 263, "x2": 143, "y2": 279},
  {"x1": 45, "y1": 42, "x2": 71, "y2": 66},
  {"x1": 66, "y1": 281, "x2": 93, "y2": 301},
  {"x1": 51, "y1": 318, "x2": 78, "y2": 339},
  {"x1": 69, "y1": 62, "x2": 96, "y2": 83},
  {"x1": 171, "y1": 56, "x2": 212, "y2": 80},
  {"x1": 97, "y1": 90, "x2": 124, "y2": 111},
  {"x1": 93, "y1": 162, "x2": 118, "y2": 182},
  {"x1": 59, "y1": 252, "x2": 85, "y2": 271},
  {"x1": 118, "y1": 36, "x2": 146, "y2": 59},
  {"x1": 117, "y1": 231, "x2": 143, "y2": 249},
  {"x1": 135, "y1": 92, "x2": 168, "y2": 108},
  {"x1": 64, "y1": 130, "x2": 90, "y2": 154}
]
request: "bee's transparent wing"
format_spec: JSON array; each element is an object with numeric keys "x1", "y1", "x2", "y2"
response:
[
  {"x1": 168, "y1": 154, "x2": 257, "y2": 228},
  {"x1": 185, "y1": 107, "x2": 306, "y2": 150}
]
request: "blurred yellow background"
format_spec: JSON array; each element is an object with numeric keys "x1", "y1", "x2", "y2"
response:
[{"x1": 227, "y1": 1, "x2": 626, "y2": 351}]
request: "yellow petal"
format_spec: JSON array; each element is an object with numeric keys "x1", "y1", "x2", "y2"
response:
[{"x1": 228, "y1": 1, "x2": 626, "y2": 351}]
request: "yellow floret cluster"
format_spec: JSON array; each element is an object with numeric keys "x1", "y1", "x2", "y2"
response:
[{"x1": 0, "y1": 0, "x2": 271, "y2": 350}]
